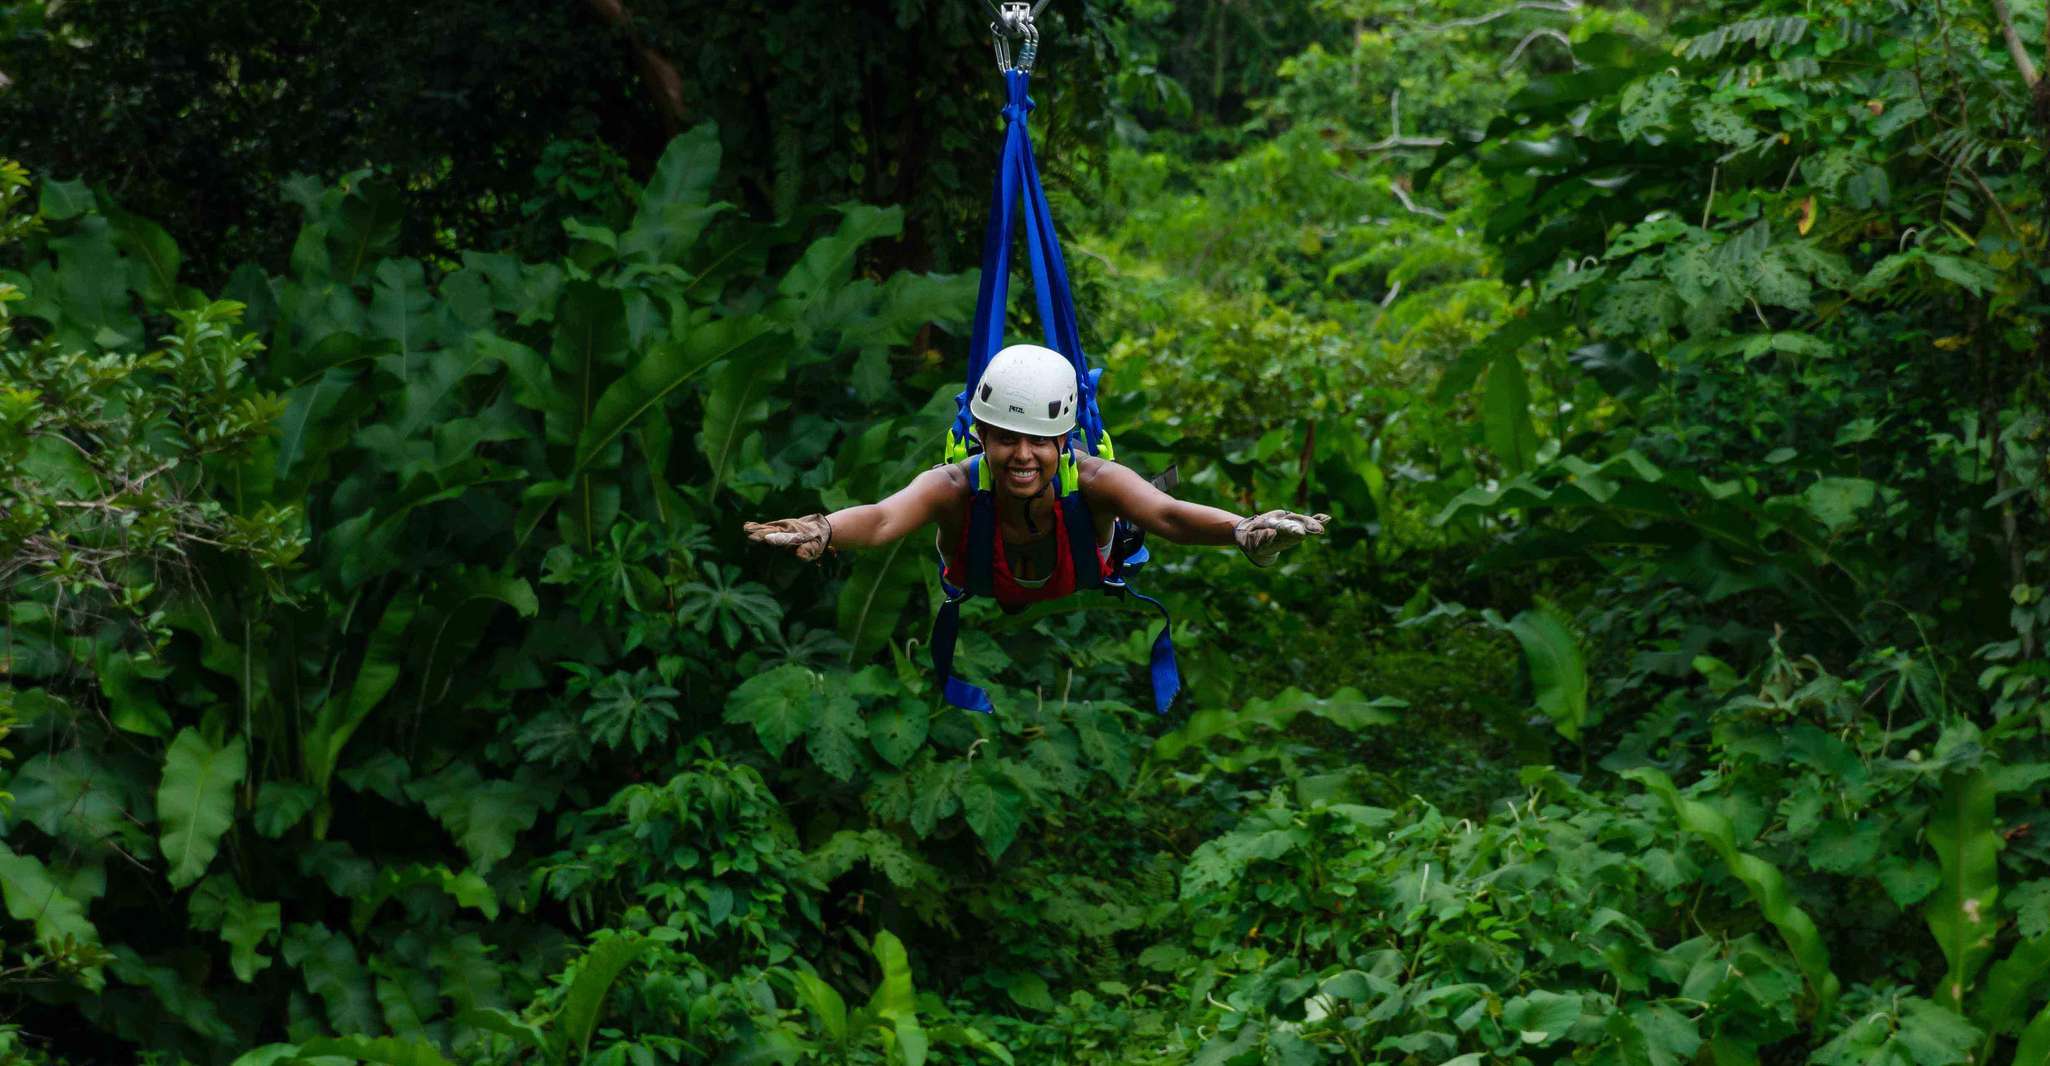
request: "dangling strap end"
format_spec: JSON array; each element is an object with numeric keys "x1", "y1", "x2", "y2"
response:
[
  {"x1": 1149, "y1": 625, "x2": 1180, "y2": 715},
  {"x1": 944, "y1": 676, "x2": 996, "y2": 714},
  {"x1": 1127, "y1": 588, "x2": 1181, "y2": 715},
  {"x1": 931, "y1": 592, "x2": 996, "y2": 714}
]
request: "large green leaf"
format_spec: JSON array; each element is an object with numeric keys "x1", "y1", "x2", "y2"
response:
[
  {"x1": 1801, "y1": 477, "x2": 1878, "y2": 534},
  {"x1": 304, "y1": 591, "x2": 419, "y2": 825},
  {"x1": 367, "y1": 258, "x2": 439, "y2": 381},
  {"x1": 1499, "y1": 603, "x2": 1589, "y2": 740},
  {"x1": 350, "y1": 864, "x2": 499, "y2": 935},
  {"x1": 11, "y1": 747, "x2": 149, "y2": 852},
  {"x1": 958, "y1": 768, "x2": 1026, "y2": 859},
  {"x1": 282, "y1": 922, "x2": 381, "y2": 1035},
  {"x1": 188, "y1": 874, "x2": 282, "y2": 982},
  {"x1": 724, "y1": 665, "x2": 823, "y2": 758},
  {"x1": 298, "y1": 1035, "x2": 454, "y2": 1066},
  {"x1": 2017, "y1": 1004, "x2": 2050, "y2": 1065},
  {"x1": 1503, "y1": 990, "x2": 1582, "y2": 1045},
  {"x1": 805, "y1": 693, "x2": 866, "y2": 782},
  {"x1": 414, "y1": 570, "x2": 540, "y2": 712},
  {"x1": 555, "y1": 934, "x2": 652, "y2": 1063},
  {"x1": 868, "y1": 698, "x2": 930, "y2": 768},
  {"x1": 275, "y1": 365, "x2": 363, "y2": 483},
  {"x1": 156, "y1": 728, "x2": 247, "y2": 889},
  {"x1": 0, "y1": 841, "x2": 102, "y2": 987},
  {"x1": 622, "y1": 124, "x2": 728, "y2": 264},
  {"x1": 1926, "y1": 770, "x2": 1999, "y2": 1014},
  {"x1": 572, "y1": 313, "x2": 780, "y2": 474},
  {"x1": 867, "y1": 930, "x2": 926, "y2": 1066},
  {"x1": 108, "y1": 207, "x2": 183, "y2": 305},
  {"x1": 639, "y1": 124, "x2": 720, "y2": 215},
  {"x1": 254, "y1": 781, "x2": 319, "y2": 838},
  {"x1": 553, "y1": 280, "x2": 629, "y2": 437},
  {"x1": 697, "y1": 346, "x2": 790, "y2": 499},
  {"x1": 38, "y1": 177, "x2": 92, "y2": 220},
  {"x1": 791, "y1": 970, "x2": 850, "y2": 1048},
  {"x1": 403, "y1": 765, "x2": 547, "y2": 873},
  {"x1": 1982, "y1": 935, "x2": 2050, "y2": 1039},
  {"x1": 1482, "y1": 350, "x2": 1538, "y2": 474},
  {"x1": 1628, "y1": 769, "x2": 1839, "y2": 1016},
  {"x1": 774, "y1": 205, "x2": 904, "y2": 313},
  {"x1": 836, "y1": 537, "x2": 927, "y2": 664}
]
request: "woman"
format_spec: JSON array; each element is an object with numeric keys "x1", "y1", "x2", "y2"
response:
[{"x1": 744, "y1": 344, "x2": 1329, "y2": 593}]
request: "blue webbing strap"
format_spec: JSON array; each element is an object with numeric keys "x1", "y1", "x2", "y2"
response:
[
  {"x1": 954, "y1": 69, "x2": 1107, "y2": 458},
  {"x1": 1127, "y1": 587, "x2": 1180, "y2": 715},
  {"x1": 933, "y1": 457, "x2": 997, "y2": 713},
  {"x1": 1012, "y1": 81, "x2": 1105, "y2": 455},
  {"x1": 964, "y1": 458, "x2": 997, "y2": 598},
  {"x1": 931, "y1": 591, "x2": 994, "y2": 714},
  {"x1": 1057, "y1": 460, "x2": 1102, "y2": 594},
  {"x1": 954, "y1": 74, "x2": 1031, "y2": 451}
]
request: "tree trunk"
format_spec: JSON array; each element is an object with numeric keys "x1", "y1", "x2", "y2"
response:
[{"x1": 584, "y1": 0, "x2": 686, "y2": 137}]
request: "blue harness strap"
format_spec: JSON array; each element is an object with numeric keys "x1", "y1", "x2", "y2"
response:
[
  {"x1": 932, "y1": 457, "x2": 997, "y2": 713},
  {"x1": 951, "y1": 69, "x2": 1108, "y2": 460},
  {"x1": 930, "y1": 67, "x2": 1181, "y2": 717}
]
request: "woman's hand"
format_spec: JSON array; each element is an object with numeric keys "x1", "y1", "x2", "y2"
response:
[
  {"x1": 1233, "y1": 510, "x2": 1331, "y2": 567},
  {"x1": 743, "y1": 514, "x2": 832, "y2": 561}
]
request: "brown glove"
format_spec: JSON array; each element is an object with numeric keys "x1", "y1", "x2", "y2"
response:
[
  {"x1": 1234, "y1": 510, "x2": 1331, "y2": 567},
  {"x1": 743, "y1": 513, "x2": 833, "y2": 561}
]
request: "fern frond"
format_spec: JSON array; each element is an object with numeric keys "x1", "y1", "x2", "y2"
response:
[{"x1": 1681, "y1": 16, "x2": 1809, "y2": 62}]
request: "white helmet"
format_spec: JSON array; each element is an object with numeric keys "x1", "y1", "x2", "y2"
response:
[{"x1": 970, "y1": 343, "x2": 1077, "y2": 438}]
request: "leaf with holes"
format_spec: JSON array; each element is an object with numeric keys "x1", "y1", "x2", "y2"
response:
[
  {"x1": 868, "y1": 698, "x2": 929, "y2": 768},
  {"x1": 958, "y1": 769, "x2": 1026, "y2": 859},
  {"x1": 805, "y1": 691, "x2": 866, "y2": 781},
  {"x1": 1926, "y1": 770, "x2": 2000, "y2": 1014},
  {"x1": 725, "y1": 664, "x2": 824, "y2": 758}
]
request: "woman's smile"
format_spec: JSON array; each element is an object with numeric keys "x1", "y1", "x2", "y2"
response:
[{"x1": 1004, "y1": 464, "x2": 1042, "y2": 491}]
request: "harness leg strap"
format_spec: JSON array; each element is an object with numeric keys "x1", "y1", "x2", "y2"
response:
[{"x1": 931, "y1": 593, "x2": 995, "y2": 714}]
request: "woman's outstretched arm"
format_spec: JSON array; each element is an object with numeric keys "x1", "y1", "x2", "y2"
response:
[
  {"x1": 744, "y1": 464, "x2": 968, "y2": 559},
  {"x1": 1081, "y1": 459, "x2": 1329, "y2": 565}
]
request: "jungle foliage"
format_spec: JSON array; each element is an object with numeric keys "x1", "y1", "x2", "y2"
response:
[{"x1": 2, "y1": 0, "x2": 2049, "y2": 1063}]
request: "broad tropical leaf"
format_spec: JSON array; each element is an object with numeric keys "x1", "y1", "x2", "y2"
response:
[
  {"x1": 572, "y1": 314, "x2": 780, "y2": 474},
  {"x1": 1926, "y1": 770, "x2": 2001, "y2": 1014},
  {"x1": 1500, "y1": 603, "x2": 1590, "y2": 740},
  {"x1": 1482, "y1": 350, "x2": 1537, "y2": 474},
  {"x1": 298, "y1": 1035, "x2": 456, "y2": 1066},
  {"x1": 555, "y1": 934, "x2": 653, "y2": 1062},
  {"x1": 0, "y1": 841, "x2": 102, "y2": 987},
  {"x1": 156, "y1": 728, "x2": 247, "y2": 889},
  {"x1": 836, "y1": 537, "x2": 926, "y2": 663},
  {"x1": 304, "y1": 591, "x2": 419, "y2": 823}
]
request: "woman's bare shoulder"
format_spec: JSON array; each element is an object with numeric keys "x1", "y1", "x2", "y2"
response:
[
  {"x1": 916, "y1": 461, "x2": 974, "y2": 499},
  {"x1": 1075, "y1": 455, "x2": 1135, "y2": 488}
]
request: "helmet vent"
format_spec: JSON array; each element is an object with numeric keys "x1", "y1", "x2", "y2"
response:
[
  {"x1": 1047, "y1": 401, "x2": 1062, "y2": 418},
  {"x1": 980, "y1": 383, "x2": 993, "y2": 402}
]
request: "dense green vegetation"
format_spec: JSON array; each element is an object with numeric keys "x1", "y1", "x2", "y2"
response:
[{"x1": 3, "y1": 0, "x2": 2049, "y2": 1062}]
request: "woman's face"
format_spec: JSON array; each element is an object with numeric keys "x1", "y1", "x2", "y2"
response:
[{"x1": 978, "y1": 423, "x2": 1062, "y2": 499}]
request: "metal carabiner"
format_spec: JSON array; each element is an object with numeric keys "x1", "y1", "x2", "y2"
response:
[{"x1": 983, "y1": 0, "x2": 1052, "y2": 72}]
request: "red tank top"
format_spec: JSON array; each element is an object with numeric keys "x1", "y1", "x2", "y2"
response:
[{"x1": 944, "y1": 497, "x2": 1114, "y2": 609}]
